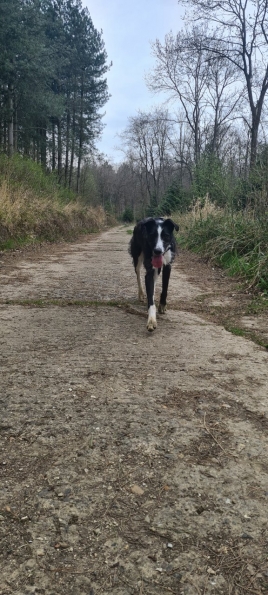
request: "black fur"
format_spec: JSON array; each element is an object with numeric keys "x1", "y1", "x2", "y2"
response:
[{"x1": 129, "y1": 217, "x2": 179, "y2": 331}]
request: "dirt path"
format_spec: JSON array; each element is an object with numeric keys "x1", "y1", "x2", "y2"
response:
[{"x1": 0, "y1": 226, "x2": 268, "y2": 595}]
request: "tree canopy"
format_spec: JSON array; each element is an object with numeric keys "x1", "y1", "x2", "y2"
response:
[
  {"x1": 0, "y1": 0, "x2": 110, "y2": 190},
  {"x1": 179, "y1": 0, "x2": 268, "y2": 169}
]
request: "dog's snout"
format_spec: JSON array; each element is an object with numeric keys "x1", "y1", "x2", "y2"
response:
[{"x1": 153, "y1": 248, "x2": 162, "y2": 255}]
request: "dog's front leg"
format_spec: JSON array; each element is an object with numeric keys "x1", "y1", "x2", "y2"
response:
[
  {"x1": 145, "y1": 268, "x2": 157, "y2": 331},
  {"x1": 135, "y1": 253, "x2": 145, "y2": 301},
  {"x1": 159, "y1": 264, "x2": 171, "y2": 314}
]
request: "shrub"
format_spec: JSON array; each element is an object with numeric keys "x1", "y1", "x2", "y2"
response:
[
  {"x1": 146, "y1": 181, "x2": 192, "y2": 218},
  {"x1": 122, "y1": 207, "x2": 134, "y2": 223}
]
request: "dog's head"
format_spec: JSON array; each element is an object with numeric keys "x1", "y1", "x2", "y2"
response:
[{"x1": 143, "y1": 218, "x2": 179, "y2": 267}]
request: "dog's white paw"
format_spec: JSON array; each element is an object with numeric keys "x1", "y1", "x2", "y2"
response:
[
  {"x1": 158, "y1": 303, "x2": 167, "y2": 314},
  {"x1": 147, "y1": 317, "x2": 157, "y2": 332},
  {"x1": 147, "y1": 306, "x2": 157, "y2": 331}
]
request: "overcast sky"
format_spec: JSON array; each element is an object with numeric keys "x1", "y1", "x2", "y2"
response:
[{"x1": 82, "y1": 0, "x2": 184, "y2": 162}]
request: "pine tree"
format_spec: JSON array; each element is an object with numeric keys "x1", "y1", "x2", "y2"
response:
[{"x1": 0, "y1": 0, "x2": 110, "y2": 184}]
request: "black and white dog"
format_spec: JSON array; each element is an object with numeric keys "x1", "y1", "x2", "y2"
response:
[{"x1": 129, "y1": 217, "x2": 179, "y2": 331}]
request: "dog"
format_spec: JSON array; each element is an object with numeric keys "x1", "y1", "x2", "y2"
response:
[{"x1": 129, "y1": 217, "x2": 179, "y2": 331}]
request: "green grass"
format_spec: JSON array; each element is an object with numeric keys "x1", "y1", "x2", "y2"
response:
[
  {"x1": 226, "y1": 325, "x2": 246, "y2": 337},
  {"x1": 177, "y1": 209, "x2": 268, "y2": 293},
  {"x1": 246, "y1": 295, "x2": 268, "y2": 314},
  {"x1": 0, "y1": 235, "x2": 38, "y2": 251},
  {"x1": 225, "y1": 324, "x2": 268, "y2": 350}
]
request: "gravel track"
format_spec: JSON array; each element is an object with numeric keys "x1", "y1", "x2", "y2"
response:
[{"x1": 0, "y1": 226, "x2": 268, "y2": 595}]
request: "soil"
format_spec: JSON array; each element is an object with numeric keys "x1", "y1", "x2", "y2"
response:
[{"x1": 0, "y1": 225, "x2": 268, "y2": 595}]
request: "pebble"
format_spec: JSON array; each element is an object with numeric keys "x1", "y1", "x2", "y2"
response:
[
  {"x1": 36, "y1": 549, "x2": 45, "y2": 556},
  {"x1": 131, "y1": 485, "x2": 144, "y2": 496},
  {"x1": 54, "y1": 542, "x2": 69, "y2": 549},
  {"x1": 25, "y1": 559, "x2": 36, "y2": 569}
]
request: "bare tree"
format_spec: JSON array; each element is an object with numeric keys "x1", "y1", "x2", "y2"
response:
[
  {"x1": 204, "y1": 55, "x2": 242, "y2": 155},
  {"x1": 119, "y1": 108, "x2": 175, "y2": 209},
  {"x1": 147, "y1": 28, "x2": 208, "y2": 164},
  {"x1": 147, "y1": 27, "x2": 242, "y2": 166},
  {"x1": 114, "y1": 161, "x2": 141, "y2": 216},
  {"x1": 180, "y1": 0, "x2": 268, "y2": 169}
]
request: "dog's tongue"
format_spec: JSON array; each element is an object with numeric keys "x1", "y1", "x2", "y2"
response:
[{"x1": 152, "y1": 254, "x2": 163, "y2": 268}]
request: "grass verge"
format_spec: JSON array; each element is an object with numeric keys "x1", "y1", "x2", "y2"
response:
[
  {"x1": 174, "y1": 197, "x2": 268, "y2": 294},
  {"x1": 0, "y1": 155, "x2": 114, "y2": 250},
  {"x1": 224, "y1": 324, "x2": 268, "y2": 350}
]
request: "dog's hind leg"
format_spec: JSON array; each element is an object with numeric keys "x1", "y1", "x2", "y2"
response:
[
  {"x1": 158, "y1": 264, "x2": 171, "y2": 314},
  {"x1": 135, "y1": 252, "x2": 145, "y2": 301}
]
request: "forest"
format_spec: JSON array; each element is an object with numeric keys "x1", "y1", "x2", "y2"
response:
[
  {"x1": 0, "y1": 0, "x2": 109, "y2": 191},
  {"x1": 0, "y1": 0, "x2": 267, "y2": 291}
]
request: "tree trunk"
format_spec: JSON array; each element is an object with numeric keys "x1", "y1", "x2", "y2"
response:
[
  {"x1": 36, "y1": 131, "x2": 40, "y2": 163},
  {"x1": 57, "y1": 118, "x2": 62, "y2": 180},
  {"x1": 249, "y1": 102, "x2": 263, "y2": 171},
  {"x1": 13, "y1": 99, "x2": 17, "y2": 153},
  {"x1": 40, "y1": 121, "x2": 47, "y2": 168},
  {"x1": 3, "y1": 121, "x2": 7, "y2": 153},
  {"x1": 76, "y1": 80, "x2": 84, "y2": 193},
  {"x1": 193, "y1": 102, "x2": 201, "y2": 165},
  {"x1": 65, "y1": 106, "x2": 70, "y2": 186},
  {"x1": 8, "y1": 87, "x2": 14, "y2": 156},
  {"x1": 250, "y1": 126, "x2": 258, "y2": 170},
  {"x1": 51, "y1": 120, "x2": 56, "y2": 171},
  {"x1": 69, "y1": 93, "x2": 76, "y2": 189},
  {"x1": 69, "y1": 127, "x2": 75, "y2": 189}
]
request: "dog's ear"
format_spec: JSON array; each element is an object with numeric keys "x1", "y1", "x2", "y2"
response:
[{"x1": 163, "y1": 218, "x2": 179, "y2": 233}]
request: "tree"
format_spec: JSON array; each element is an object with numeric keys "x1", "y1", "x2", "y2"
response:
[
  {"x1": 119, "y1": 108, "x2": 175, "y2": 210},
  {"x1": 147, "y1": 27, "x2": 241, "y2": 166},
  {"x1": 147, "y1": 28, "x2": 208, "y2": 165},
  {"x1": 0, "y1": 0, "x2": 53, "y2": 157},
  {"x1": 179, "y1": 0, "x2": 268, "y2": 169},
  {"x1": 0, "y1": 0, "x2": 110, "y2": 186},
  {"x1": 41, "y1": 0, "x2": 110, "y2": 188},
  {"x1": 204, "y1": 54, "x2": 242, "y2": 156}
]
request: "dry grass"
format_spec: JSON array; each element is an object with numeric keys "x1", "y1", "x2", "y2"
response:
[
  {"x1": 174, "y1": 195, "x2": 268, "y2": 292},
  {"x1": 0, "y1": 179, "x2": 109, "y2": 249},
  {"x1": 176, "y1": 194, "x2": 222, "y2": 233}
]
